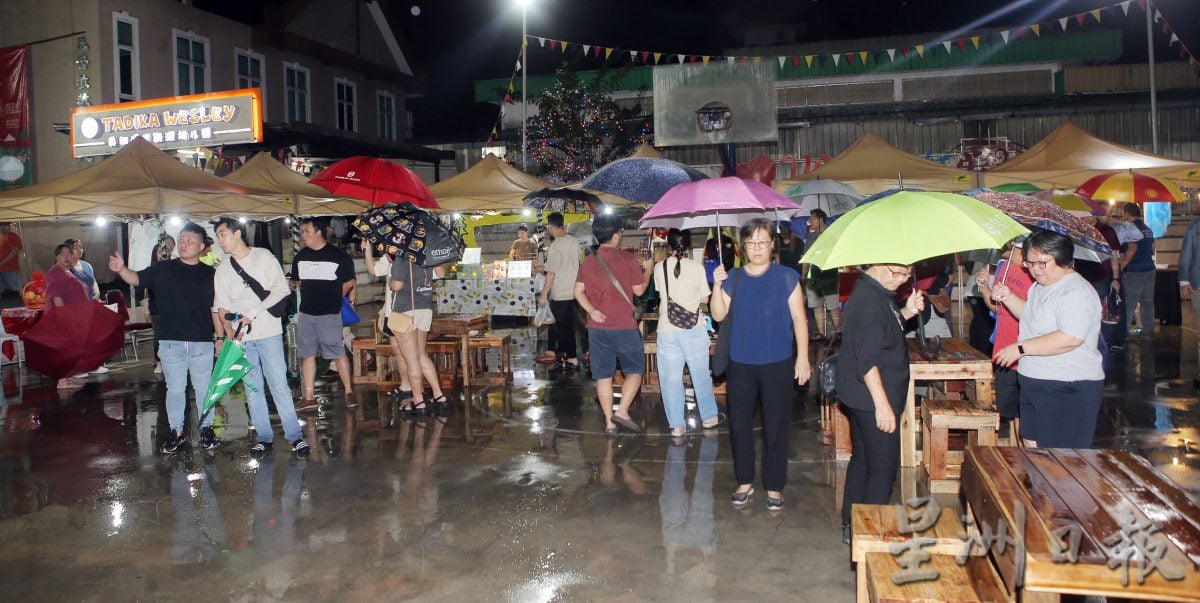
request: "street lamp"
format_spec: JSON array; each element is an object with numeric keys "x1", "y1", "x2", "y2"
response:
[{"x1": 516, "y1": 0, "x2": 533, "y2": 170}]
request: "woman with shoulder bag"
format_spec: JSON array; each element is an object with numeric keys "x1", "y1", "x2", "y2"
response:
[
  {"x1": 389, "y1": 258, "x2": 448, "y2": 417},
  {"x1": 362, "y1": 241, "x2": 413, "y2": 405},
  {"x1": 654, "y1": 229, "x2": 722, "y2": 438}
]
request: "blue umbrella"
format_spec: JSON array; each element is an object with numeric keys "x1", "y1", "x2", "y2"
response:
[{"x1": 581, "y1": 157, "x2": 708, "y2": 204}]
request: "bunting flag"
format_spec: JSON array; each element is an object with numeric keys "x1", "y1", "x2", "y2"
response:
[
  {"x1": 845, "y1": 52, "x2": 855, "y2": 64},
  {"x1": 956, "y1": 38, "x2": 967, "y2": 51},
  {"x1": 640, "y1": 51, "x2": 649, "y2": 63},
  {"x1": 900, "y1": 47, "x2": 910, "y2": 58},
  {"x1": 727, "y1": 56, "x2": 736, "y2": 65},
  {"x1": 805, "y1": 55, "x2": 815, "y2": 68},
  {"x1": 859, "y1": 51, "x2": 868, "y2": 63},
  {"x1": 561, "y1": 41, "x2": 569, "y2": 53},
  {"x1": 582, "y1": 44, "x2": 590, "y2": 55},
  {"x1": 886, "y1": 48, "x2": 896, "y2": 61},
  {"x1": 790, "y1": 55, "x2": 800, "y2": 67},
  {"x1": 537, "y1": 37, "x2": 545, "y2": 47},
  {"x1": 653, "y1": 52, "x2": 662, "y2": 64},
  {"x1": 1076, "y1": 12, "x2": 1087, "y2": 27},
  {"x1": 777, "y1": 56, "x2": 786, "y2": 68},
  {"x1": 1092, "y1": 8, "x2": 1103, "y2": 23},
  {"x1": 1059, "y1": 17, "x2": 1069, "y2": 31},
  {"x1": 676, "y1": 54, "x2": 686, "y2": 64},
  {"x1": 831, "y1": 54, "x2": 840, "y2": 66},
  {"x1": 1120, "y1": 0, "x2": 1131, "y2": 16},
  {"x1": 1170, "y1": 33, "x2": 1180, "y2": 46},
  {"x1": 629, "y1": 50, "x2": 636, "y2": 62},
  {"x1": 914, "y1": 45, "x2": 925, "y2": 58},
  {"x1": 942, "y1": 40, "x2": 952, "y2": 53},
  {"x1": 548, "y1": 39, "x2": 558, "y2": 51},
  {"x1": 1031, "y1": 24, "x2": 1041, "y2": 37},
  {"x1": 970, "y1": 36, "x2": 980, "y2": 49},
  {"x1": 593, "y1": 46, "x2": 602, "y2": 58},
  {"x1": 1000, "y1": 30, "x2": 1010, "y2": 44}
]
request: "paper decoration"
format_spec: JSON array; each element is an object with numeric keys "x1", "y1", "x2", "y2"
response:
[
  {"x1": 461, "y1": 247, "x2": 482, "y2": 265},
  {"x1": 508, "y1": 260, "x2": 533, "y2": 278}
]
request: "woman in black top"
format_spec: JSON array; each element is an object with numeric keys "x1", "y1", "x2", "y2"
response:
[{"x1": 836, "y1": 264, "x2": 925, "y2": 544}]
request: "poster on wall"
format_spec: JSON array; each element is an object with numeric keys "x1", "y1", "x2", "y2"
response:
[{"x1": 0, "y1": 45, "x2": 32, "y2": 190}]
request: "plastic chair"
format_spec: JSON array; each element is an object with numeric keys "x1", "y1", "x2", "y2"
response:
[
  {"x1": 0, "y1": 318, "x2": 24, "y2": 366},
  {"x1": 106, "y1": 290, "x2": 154, "y2": 361}
]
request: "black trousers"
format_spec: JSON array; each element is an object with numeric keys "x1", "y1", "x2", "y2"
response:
[
  {"x1": 549, "y1": 299, "x2": 578, "y2": 360},
  {"x1": 841, "y1": 402, "x2": 902, "y2": 526},
  {"x1": 727, "y1": 358, "x2": 794, "y2": 492},
  {"x1": 966, "y1": 297, "x2": 994, "y2": 357}
]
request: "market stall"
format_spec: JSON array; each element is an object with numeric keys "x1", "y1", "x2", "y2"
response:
[{"x1": 774, "y1": 132, "x2": 977, "y2": 195}]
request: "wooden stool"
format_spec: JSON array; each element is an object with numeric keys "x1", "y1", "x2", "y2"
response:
[
  {"x1": 920, "y1": 399, "x2": 998, "y2": 494},
  {"x1": 468, "y1": 333, "x2": 512, "y2": 385},
  {"x1": 864, "y1": 552, "x2": 1011, "y2": 603},
  {"x1": 350, "y1": 337, "x2": 379, "y2": 384},
  {"x1": 851, "y1": 504, "x2": 978, "y2": 603},
  {"x1": 426, "y1": 337, "x2": 465, "y2": 390}
]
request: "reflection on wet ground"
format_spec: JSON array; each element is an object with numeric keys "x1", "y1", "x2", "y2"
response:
[{"x1": 0, "y1": 317, "x2": 1197, "y2": 600}]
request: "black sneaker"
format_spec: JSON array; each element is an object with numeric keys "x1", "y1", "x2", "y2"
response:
[
  {"x1": 160, "y1": 430, "x2": 187, "y2": 455},
  {"x1": 292, "y1": 439, "x2": 311, "y2": 456},
  {"x1": 199, "y1": 427, "x2": 219, "y2": 450},
  {"x1": 249, "y1": 441, "x2": 273, "y2": 458}
]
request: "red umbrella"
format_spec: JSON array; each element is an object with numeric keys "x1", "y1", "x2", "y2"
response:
[
  {"x1": 23, "y1": 301, "x2": 124, "y2": 379},
  {"x1": 309, "y1": 156, "x2": 439, "y2": 208}
]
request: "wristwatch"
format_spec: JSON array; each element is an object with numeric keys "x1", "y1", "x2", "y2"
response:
[{"x1": 1017, "y1": 344, "x2": 1026, "y2": 355}]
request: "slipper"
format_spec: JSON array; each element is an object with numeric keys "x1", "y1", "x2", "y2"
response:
[
  {"x1": 611, "y1": 414, "x2": 641, "y2": 433},
  {"x1": 702, "y1": 412, "x2": 727, "y2": 429},
  {"x1": 604, "y1": 424, "x2": 619, "y2": 435}
]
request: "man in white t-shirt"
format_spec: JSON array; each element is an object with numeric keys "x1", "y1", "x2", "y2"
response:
[
  {"x1": 212, "y1": 217, "x2": 308, "y2": 459},
  {"x1": 538, "y1": 212, "x2": 581, "y2": 370}
]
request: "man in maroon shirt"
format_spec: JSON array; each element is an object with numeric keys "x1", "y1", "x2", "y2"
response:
[{"x1": 574, "y1": 214, "x2": 653, "y2": 433}]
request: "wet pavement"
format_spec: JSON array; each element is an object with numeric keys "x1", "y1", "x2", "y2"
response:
[{"x1": 1, "y1": 313, "x2": 1198, "y2": 601}]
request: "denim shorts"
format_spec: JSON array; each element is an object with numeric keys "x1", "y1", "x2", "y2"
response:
[{"x1": 588, "y1": 328, "x2": 645, "y2": 379}]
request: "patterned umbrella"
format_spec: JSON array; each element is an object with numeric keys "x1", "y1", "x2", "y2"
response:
[
  {"x1": 967, "y1": 191, "x2": 1112, "y2": 261},
  {"x1": 523, "y1": 187, "x2": 600, "y2": 213},
  {"x1": 1075, "y1": 170, "x2": 1185, "y2": 204},
  {"x1": 581, "y1": 157, "x2": 708, "y2": 204},
  {"x1": 351, "y1": 202, "x2": 464, "y2": 267}
]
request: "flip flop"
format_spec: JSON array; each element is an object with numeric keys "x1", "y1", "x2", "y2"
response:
[{"x1": 611, "y1": 414, "x2": 641, "y2": 433}]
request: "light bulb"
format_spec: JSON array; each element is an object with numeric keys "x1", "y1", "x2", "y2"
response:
[
  {"x1": 168, "y1": 215, "x2": 181, "y2": 226},
  {"x1": 95, "y1": 216, "x2": 107, "y2": 226}
]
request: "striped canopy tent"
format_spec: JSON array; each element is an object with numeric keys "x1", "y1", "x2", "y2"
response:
[{"x1": 774, "y1": 132, "x2": 977, "y2": 195}]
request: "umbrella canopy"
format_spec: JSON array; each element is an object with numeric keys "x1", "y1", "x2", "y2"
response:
[
  {"x1": 24, "y1": 301, "x2": 124, "y2": 379},
  {"x1": 524, "y1": 187, "x2": 602, "y2": 213},
  {"x1": 800, "y1": 191, "x2": 1027, "y2": 269},
  {"x1": 352, "y1": 202, "x2": 464, "y2": 267},
  {"x1": 1031, "y1": 189, "x2": 1099, "y2": 216},
  {"x1": 783, "y1": 179, "x2": 864, "y2": 216},
  {"x1": 581, "y1": 157, "x2": 708, "y2": 204},
  {"x1": 992, "y1": 182, "x2": 1042, "y2": 194},
  {"x1": 224, "y1": 152, "x2": 370, "y2": 216},
  {"x1": 427, "y1": 153, "x2": 552, "y2": 211},
  {"x1": 0, "y1": 137, "x2": 286, "y2": 220},
  {"x1": 967, "y1": 191, "x2": 1112, "y2": 261},
  {"x1": 639, "y1": 177, "x2": 802, "y2": 229},
  {"x1": 1075, "y1": 170, "x2": 1186, "y2": 204},
  {"x1": 310, "y1": 156, "x2": 438, "y2": 209},
  {"x1": 201, "y1": 340, "x2": 253, "y2": 417}
]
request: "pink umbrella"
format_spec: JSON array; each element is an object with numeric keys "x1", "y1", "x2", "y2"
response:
[{"x1": 638, "y1": 177, "x2": 802, "y2": 230}]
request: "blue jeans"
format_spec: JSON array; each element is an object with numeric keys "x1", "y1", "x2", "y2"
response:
[
  {"x1": 242, "y1": 335, "x2": 302, "y2": 443},
  {"x1": 656, "y1": 325, "x2": 719, "y2": 430},
  {"x1": 158, "y1": 340, "x2": 215, "y2": 432}
]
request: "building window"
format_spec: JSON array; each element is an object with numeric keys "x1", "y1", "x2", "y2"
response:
[
  {"x1": 284, "y1": 62, "x2": 310, "y2": 123},
  {"x1": 173, "y1": 30, "x2": 209, "y2": 95},
  {"x1": 406, "y1": 110, "x2": 414, "y2": 140},
  {"x1": 113, "y1": 14, "x2": 140, "y2": 102},
  {"x1": 335, "y1": 78, "x2": 356, "y2": 132},
  {"x1": 377, "y1": 91, "x2": 395, "y2": 140},
  {"x1": 235, "y1": 49, "x2": 263, "y2": 90}
]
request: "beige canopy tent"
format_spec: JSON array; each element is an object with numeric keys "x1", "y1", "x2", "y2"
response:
[
  {"x1": 0, "y1": 137, "x2": 288, "y2": 221},
  {"x1": 630, "y1": 144, "x2": 663, "y2": 159},
  {"x1": 774, "y1": 132, "x2": 977, "y2": 195},
  {"x1": 429, "y1": 153, "x2": 631, "y2": 211},
  {"x1": 983, "y1": 122, "x2": 1200, "y2": 189},
  {"x1": 225, "y1": 152, "x2": 370, "y2": 216}
]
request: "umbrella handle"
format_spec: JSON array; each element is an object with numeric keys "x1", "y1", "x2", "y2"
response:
[
  {"x1": 911, "y1": 273, "x2": 940, "y2": 360},
  {"x1": 224, "y1": 313, "x2": 251, "y2": 337}
]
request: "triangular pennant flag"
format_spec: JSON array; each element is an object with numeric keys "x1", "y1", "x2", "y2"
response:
[
  {"x1": 1170, "y1": 33, "x2": 1180, "y2": 46},
  {"x1": 582, "y1": 44, "x2": 590, "y2": 55},
  {"x1": 653, "y1": 52, "x2": 662, "y2": 64},
  {"x1": 537, "y1": 37, "x2": 546, "y2": 47},
  {"x1": 602, "y1": 47, "x2": 611, "y2": 59},
  {"x1": 1001, "y1": 30, "x2": 1010, "y2": 44},
  {"x1": 641, "y1": 51, "x2": 650, "y2": 63},
  {"x1": 831, "y1": 53, "x2": 840, "y2": 66},
  {"x1": 1093, "y1": 8, "x2": 1104, "y2": 23},
  {"x1": 630, "y1": 50, "x2": 637, "y2": 62},
  {"x1": 752, "y1": 56, "x2": 762, "y2": 63},
  {"x1": 515, "y1": 59, "x2": 522, "y2": 72},
  {"x1": 845, "y1": 52, "x2": 855, "y2": 64},
  {"x1": 790, "y1": 55, "x2": 800, "y2": 67},
  {"x1": 1059, "y1": 17, "x2": 1069, "y2": 31},
  {"x1": 596, "y1": 46, "x2": 605, "y2": 58},
  {"x1": 703, "y1": 55, "x2": 711, "y2": 65},
  {"x1": 728, "y1": 56, "x2": 737, "y2": 65},
  {"x1": 491, "y1": 126, "x2": 498, "y2": 136},
  {"x1": 1191, "y1": 56, "x2": 1199, "y2": 67},
  {"x1": 676, "y1": 54, "x2": 686, "y2": 64},
  {"x1": 1120, "y1": 1, "x2": 1131, "y2": 16},
  {"x1": 1153, "y1": 9, "x2": 1161, "y2": 23},
  {"x1": 549, "y1": 39, "x2": 559, "y2": 51},
  {"x1": 970, "y1": 36, "x2": 980, "y2": 49},
  {"x1": 507, "y1": 82, "x2": 514, "y2": 94},
  {"x1": 1137, "y1": 0, "x2": 1146, "y2": 11},
  {"x1": 914, "y1": 45, "x2": 925, "y2": 58},
  {"x1": 805, "y1": 55, "x2": 815, "y2": 67},
  {"x1": 560, "y1": 41, "x2": 569, "y2": 53},
  {"x1": 900, "y1": 47, "x2": 910, "y2": 58},
  {"x1": 859, "y1": 51, "x2": 869, "y2": 63},
  {"x1": 1075, "y1": 12, "x2": 1086, "y2": 27},
  {"x1": 1015, "y1": 26, "x2": 1027, "y2": 41},
  {"x1": 956, "y1": 38, "x2": 966, "y2": 51},
  {"x1": 1031, "y1": 24, "x2": 1040, "y2": 37},
  {"x1": 522, "y1": 36, "x2": 528, "y2": 47},
  {"x1": 1163, "y1": 21, "x2": 1170, "y2": 34},
  {"x1": 777, "y1": 56, "x2": 786, "y2": 68},
  {"x1": 887, "y1": 48, "x2": 896, "y2": 61},
  {"x1": 942, "y1": 40, "x2": 952, "y2": 53},
  {"x1": 689, "y1": 54, "x2": 699, "y2": 63},
  {"x1": 503, "y1": 93, "x2": 513, "y2": 104}
]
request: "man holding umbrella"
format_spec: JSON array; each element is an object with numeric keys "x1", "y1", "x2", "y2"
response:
[{"x1": 109, "y1": 222, "x2": 225, "y2": 454}]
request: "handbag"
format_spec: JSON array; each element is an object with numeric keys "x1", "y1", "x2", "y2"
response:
[
  {"x1": 660, "y1": 261, "x2": 699, "y2": 330},
  {"x1": 386, "y1": 263, "x2": 418, "y2": 334},
  {"x1": 594, "y1": 251, "x2": 643, "y2": 321},
  {"x1": 816, "y1": 334, "x2": 839, "y2": 396},
  {"x1": 711, "y1": 271, "x2": 739, "y2": 377},
  {"x1": 340, "y1": 296, "x2": 361, "y2": 326},
  {"x1": 229, "y1": 256, "x2": 290, "y2": 318}
]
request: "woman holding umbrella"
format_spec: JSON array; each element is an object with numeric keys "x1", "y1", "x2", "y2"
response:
[{"x1": 710, "y1": 218, "x2": 811, "y2": 511}]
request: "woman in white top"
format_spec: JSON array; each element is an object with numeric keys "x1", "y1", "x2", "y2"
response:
[
  {"x1": 362, "y1": 241, "x2": 413, "y2": 405},
  {"x1": 654, "y1": 229, "x2": 722, "y2": 438}
]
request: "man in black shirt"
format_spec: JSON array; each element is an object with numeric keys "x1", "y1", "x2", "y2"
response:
[
  {"x1": 110, "y1": 222, "x2": 225, "y2": 454},
  {"x1": 292, "y1": 217, "x2": 357, "y2": 411}
]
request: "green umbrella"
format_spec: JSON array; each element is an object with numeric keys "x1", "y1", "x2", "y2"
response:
[
  {"x1": 800, "y1": 191, "x2": 1027, "y2": 270},
  {"x1": 200, "y1": 341, "x2": 254, "y2": 417},
  {"x1": 993, "y1": 182, "x2": 1042, "y2": 194}
]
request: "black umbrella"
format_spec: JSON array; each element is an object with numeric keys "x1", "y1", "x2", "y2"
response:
[
  {"x1": 351, "y1": 202, "x2": 464, "y2": 268},
  {"x1": 522, "y1": 187, "x2": 601, "y2": 213}
]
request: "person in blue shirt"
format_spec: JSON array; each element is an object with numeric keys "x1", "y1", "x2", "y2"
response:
[
  {"x1": 709, "y1": 218, "x2": 811, "y2": 512},
  {"x1": 1116, "y1": 203, "x2": 1156, "y2": 341}
]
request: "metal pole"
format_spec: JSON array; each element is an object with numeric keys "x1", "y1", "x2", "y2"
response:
[
  {"x1": 1147, "y1": 0, "x2": 1159, "y2": 153},
  {"x1": 521, "y1": 7, "x2": 528, "y2": 170}
]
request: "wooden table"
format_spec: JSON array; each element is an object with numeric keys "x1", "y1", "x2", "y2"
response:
[
  {"x1": 430, "y1": 314, "x2": 488, "y2": 389},
  {"x1": 962, "y1": 446, "x2": 1200, "y2": 602},
  {"x1": 901, "y1": 337, "x2": 994, "y2": 468}
]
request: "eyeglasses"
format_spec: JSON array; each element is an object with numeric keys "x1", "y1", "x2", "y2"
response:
[
  {"x1": 743, "y1": 240, "x2": 772, "y2": 250},
  {"x1": 1022, "y1": 258, "x2": 1053, "y2": 270},
  {"x1": 886, "y1": 268, "x2": 913, "y2": 279}
]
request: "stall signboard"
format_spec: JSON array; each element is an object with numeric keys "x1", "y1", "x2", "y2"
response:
[{"x1": 69, "y1": 88, "x2": 263, "y2": 158}]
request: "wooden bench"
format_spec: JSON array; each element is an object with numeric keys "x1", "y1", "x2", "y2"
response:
[
  {"x1": 864, "y1": 552, "x2": 1011, "y2": 603},
  {"x1": 468, "y1": 332, "x2": 512, "y2": 385},
  {"x1": 350, "y1": 337, "x2": 380, "y2": 384},
  {"x1": 377, "y1": 338, "x2": 464, "y2": 391},
  {"x1": 851, "y1": 504, "x2": 977, "y2": 603},
  {"x1": 920, "y1": 399, "x2": 998, "y2": 493}
]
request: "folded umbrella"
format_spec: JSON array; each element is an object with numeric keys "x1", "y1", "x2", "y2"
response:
[
  {"x1": 200, "y1": 336, "x2": 253, "y2": 418},
  {"x1": 23, "y1": 301, "x2": 124, "y2": 379}
]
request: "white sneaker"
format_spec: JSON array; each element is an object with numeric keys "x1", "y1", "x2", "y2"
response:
[
  {"x1": 72, "y1": 373, "x2": 88, "y2": 379},
  {"x1": 153, "y1": 363, "x2": 162, "y2": 374},
  {"x1": 90, "y1": 365, "x2": 110, "y2": 374}
]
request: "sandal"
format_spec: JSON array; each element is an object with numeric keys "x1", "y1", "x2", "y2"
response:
[
  {"x1": 402, "y1": 400, "x2": 429, "y2": 418},
  {"x1": 430, "y1": 395, "x2": 450, "y2": 413},
  {"x1": 391, "y1": 387, "x2": 413, "y2": 402}
]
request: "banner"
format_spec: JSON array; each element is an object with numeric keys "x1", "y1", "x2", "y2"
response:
[{"x1": 0, "y1": 44, "x2": 31, "y2": 190}]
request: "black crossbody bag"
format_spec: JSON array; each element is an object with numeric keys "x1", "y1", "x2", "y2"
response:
[{"x1": 229, "y1": 256, "x2": 290, "y2": 318}]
